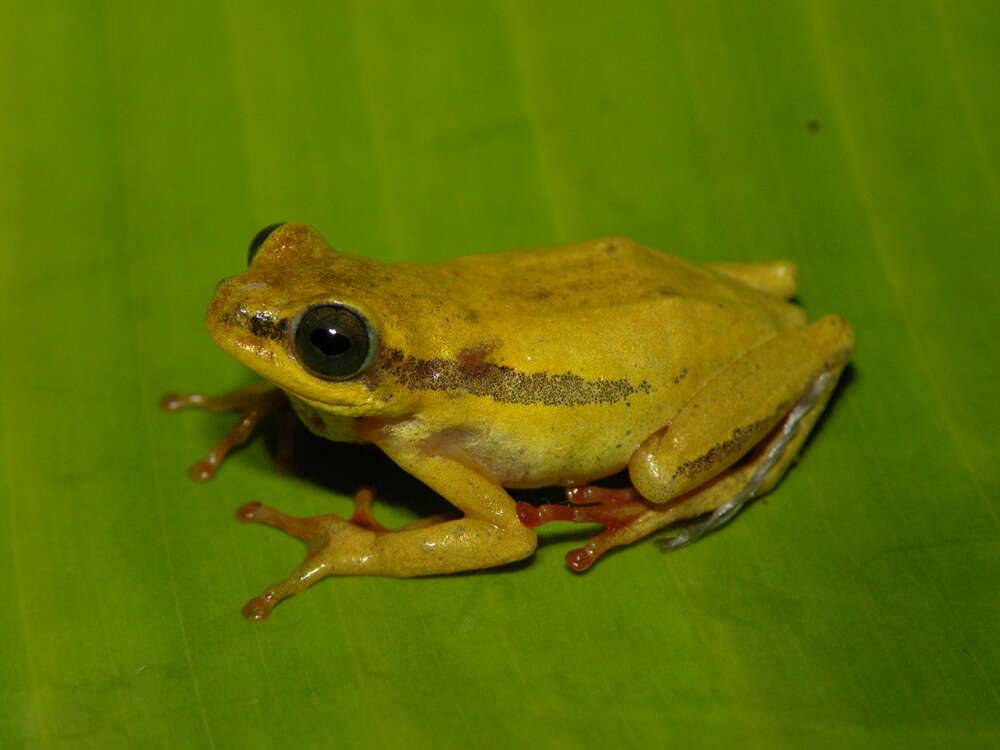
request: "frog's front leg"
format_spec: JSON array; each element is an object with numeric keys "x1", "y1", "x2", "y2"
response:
[
  {"x1": 237, "y1": 440, "x2": 537, "y2": 620},
  {"x1": 161, "y1": 382, "x2": 293, "y2": 480}
]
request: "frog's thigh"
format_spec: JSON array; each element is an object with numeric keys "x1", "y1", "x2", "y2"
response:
[
  {"x1": 629, "y1": 315, "x2": 854, "y2": 504},
  {"x1": 364, "y1": 441, "x2": 538, "y2": 576}
]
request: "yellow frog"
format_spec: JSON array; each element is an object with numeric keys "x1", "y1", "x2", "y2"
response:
[{"x1": 164, "y1": 223, "x2": 854, "y2": 620}]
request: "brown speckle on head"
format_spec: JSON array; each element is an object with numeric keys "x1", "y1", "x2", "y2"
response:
[
  {"x1": 246, "y1": 311, "x2": 289, "y2": 342},
  {"x1": 219, "y1": 302, "x2": 290, "y2": 344}
]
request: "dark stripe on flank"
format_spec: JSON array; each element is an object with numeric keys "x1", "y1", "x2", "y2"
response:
[{"x1": 371, "y1": 346, "x2": 651, "y2": 407}]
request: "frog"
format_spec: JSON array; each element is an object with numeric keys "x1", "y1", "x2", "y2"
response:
[{"x1": 163, "y1": 222, "x2": 854, "y2": 620}]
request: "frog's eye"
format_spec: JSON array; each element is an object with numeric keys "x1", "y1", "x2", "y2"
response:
[
  {"x1": 293, "y1": 304, "x2": 374, "y2": 380},
  {"x1": 247, "y1": 222, "x2": 284, "y2": 266}
]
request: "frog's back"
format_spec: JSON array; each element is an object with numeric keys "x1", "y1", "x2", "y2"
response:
[
  {"x1": 377, "y1": 236, "x2": 807, "y2": 395},
  {"x1": 438, "y1": 237, "x2": 796, "y2": 321},
  {"x1": 440, "y1": 237, "x2": 678, "y2": 310},
  {"x1": 387, "y1": 236, "x2": 808, "y2": 393}
]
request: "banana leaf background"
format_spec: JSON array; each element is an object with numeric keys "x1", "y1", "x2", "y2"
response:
[{"x1": 2, "y1": 1, "x2": 998, "y2": 748}]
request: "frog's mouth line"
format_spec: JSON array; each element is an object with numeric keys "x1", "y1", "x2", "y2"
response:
[
  {"x1": 283, "y1": 388, "x2": 346, "y2": 408},
  {"x1": 278, "y1": 382, "x2": 375, "y2": 414}
]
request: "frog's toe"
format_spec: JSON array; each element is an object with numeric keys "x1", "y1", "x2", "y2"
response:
[
  {"x1": 239, "y1": 563, "x2": 328, "y2": 622},
  {"x1": 517, "y1": 485, "x2": 649, "y2": 528},
  {"x1": 347, "y1": 486, "x2": 388, "y2": 532},
  {"x1": 236, "y1": 502, "x2": 378, "y2": 620},
  {"x1": 240, "y1": 569, "x2": 338, "y2": 621},
  {"x1": 515, "y1": 487, "x2": 655, "y2": 570},
  {"x1": 187, "y1": 459, "x2": 218, "y2": 482},
  {"x1": 236, "y1": 501, "x2": 328, "y2": 544},
  {"x1": 564, "y1": 485, "x2": 642, "y2": 505},
  {"x1": 564, "y1": 526, "x2": 643, "y2": 572},
  {"x1": 242, "y1": 591, "x2": 278, "y2": 621},
  {"x1": 236, "y1": 501, "x2": 267, "y2": 522}
]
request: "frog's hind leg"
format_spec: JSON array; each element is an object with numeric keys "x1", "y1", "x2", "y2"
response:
[
  {"x1": 524, "y1": 363, "x2": 843, "y2": 571},
  {"x1": 522, "y1": 313, "x2": 853, "y2": 570},
  {"x1": 652, "y1": 366, "x2": 836, "y2": 552}
]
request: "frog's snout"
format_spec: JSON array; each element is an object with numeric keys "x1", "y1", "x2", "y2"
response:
[{"x1": 205, "y1": 275, "x2": 278, "y2": 346}]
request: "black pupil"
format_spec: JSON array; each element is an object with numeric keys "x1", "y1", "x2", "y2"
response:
[{"x1": 310, "y1": 328, "x2": 352, "y2": 357}]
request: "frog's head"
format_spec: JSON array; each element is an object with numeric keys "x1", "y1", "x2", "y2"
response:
[{"x1": 205, "y1": 223, "x2": 419, "y2": 418}]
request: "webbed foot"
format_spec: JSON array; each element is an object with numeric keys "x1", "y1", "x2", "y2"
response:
[
  {"x1": 516, "y1": 486, "x2": 653, "y2": 571},
  {"x1": 236, "y1": 500, "x2": 377, "y2": 620},
  {"x1": 237, "y1": 487, "x2": 463, "y2": 620}
]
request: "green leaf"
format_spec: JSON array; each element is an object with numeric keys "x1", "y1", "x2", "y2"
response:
[{"x1": 2, "y1": 1, "x2": 998, "y2": 748}]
